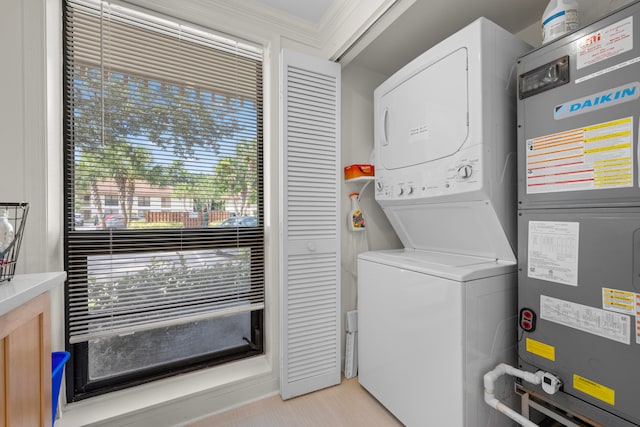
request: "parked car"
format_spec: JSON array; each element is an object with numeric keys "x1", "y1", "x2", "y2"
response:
[
  {"x1": 217, "y1": 216, "x2": 257, "y2": 227},
  {"x1": 104, "y1": 214, "x2": 125, "y2": 229},
  {"x1": 74, "y1": 213, "x2": 84, "y2": 226},
  {"x1": 102, "y1": 214, "x2": 144, "y2": 229}
]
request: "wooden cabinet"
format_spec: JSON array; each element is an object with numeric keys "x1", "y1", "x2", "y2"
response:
[
  {"x1": 0, "y1": 272, "x2": 65, "y2": 427},
  {"x1": 0, "y1": 292, "x2": 52, "y2": 426}
]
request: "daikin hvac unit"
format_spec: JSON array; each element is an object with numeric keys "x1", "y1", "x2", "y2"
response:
[{"x1": 517, "y1": 2, "x2": 640, "y2": 426}]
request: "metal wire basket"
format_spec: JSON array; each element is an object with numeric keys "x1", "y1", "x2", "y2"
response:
[{"x1": 0, "y1": 202, "x2": 29, "y2": 282}]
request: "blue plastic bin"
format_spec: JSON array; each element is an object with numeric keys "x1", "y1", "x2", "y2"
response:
[{"x1": 52, "y1": 351, "x2": 70, "y2": 425}]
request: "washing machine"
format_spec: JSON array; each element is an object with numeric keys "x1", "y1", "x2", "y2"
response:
[
  {"x1": 358, "y1": 250, "x2": 517, "y2": 427},
  {"x1": 357, "y1": 17, "x2": 531, "y2": 426}
]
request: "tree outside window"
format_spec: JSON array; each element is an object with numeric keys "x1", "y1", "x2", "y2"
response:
[{"x1": 63, "y1": 0, "x2": 264, "y2": 401}]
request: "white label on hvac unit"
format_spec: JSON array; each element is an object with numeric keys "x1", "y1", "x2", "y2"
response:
[
  {"x1": 526, "y1": 117, "x2": 633, "y2": 194},
  {"x1": 577, "y1": 16, "x2": 633, "y2": 70},
  {"x1": 541, "y1": 295, "x2": 631, "y2": 345},
  {"x1": 576, "y1": 56, "x2": 640, "y2": 84},
  {"x1": 528, "y1": 221, "x2": 579, "y2": 286}
]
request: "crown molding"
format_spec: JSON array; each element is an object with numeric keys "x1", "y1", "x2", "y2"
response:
[
  {"x1": 186, "y1": 0, "x2": 406, "y2": 60},
  {"x1": 199, "y1": 0, "x2": 322, "y2": 47},
  {"x1": 332, "y1": 0, "x2": 415, "y2": 65},
  {"x1": 320, "y1": 0, "x2": 397, "y2": 60},
  {"x1": 123, "y1": 0, "x2": 410, "y2": 61}
]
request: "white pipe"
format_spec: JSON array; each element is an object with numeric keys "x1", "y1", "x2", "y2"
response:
[
  {"x1": 483, "y1": 363, "x2": 544, "y2": 427},
  {"x1": 485, "y1": 395, "x2": 539, "y2": 427}
]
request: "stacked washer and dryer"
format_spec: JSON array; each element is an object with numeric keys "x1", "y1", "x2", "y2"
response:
[{"x1": 357, "y1": 18, "x2": 530, "y2": 426}]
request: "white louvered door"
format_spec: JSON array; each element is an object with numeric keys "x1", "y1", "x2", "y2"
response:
[{"x1": 280, "y1": 49, "x2": 341, "y2": 399}]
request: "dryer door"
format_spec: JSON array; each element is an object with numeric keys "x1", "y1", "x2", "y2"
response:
[{"x1": 378, "y1": 47, "x2": 469, "y2": 171}]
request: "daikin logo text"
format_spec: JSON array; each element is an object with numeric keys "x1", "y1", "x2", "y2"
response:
[
  {"x1": 569, "y1": 86, "x2": 635, "y2": 111},
  {"x1": 554, "y1": 82, "x2": 640, "y2": 120}
]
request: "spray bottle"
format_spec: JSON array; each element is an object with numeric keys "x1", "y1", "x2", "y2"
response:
[
  {"x1": 343, "y1": 191, "x2": 369, "y2": 284},
  {"x1": 348, "y1": 193, "x2": 365, "y2": 231},
  {"x1": 0, "y1": 210, "x2": 14, "y2": 254}
]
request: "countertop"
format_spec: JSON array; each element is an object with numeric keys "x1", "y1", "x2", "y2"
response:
[{"x1": 0, "y1": 271, "x2": 66, "y2": 316}]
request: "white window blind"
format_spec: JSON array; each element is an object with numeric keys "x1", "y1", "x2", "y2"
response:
[{"x1": 64, "y1": 0, "x2": 264, "y2": 344}]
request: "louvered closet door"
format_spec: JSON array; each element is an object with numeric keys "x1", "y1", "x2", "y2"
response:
[{"x1": 280, "y1": 49, "x2": 341, "y2": 399}]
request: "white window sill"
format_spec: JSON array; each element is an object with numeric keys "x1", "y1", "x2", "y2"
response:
[{"x1": 57, "y1": 355, "x2": 276, "y2": 427}]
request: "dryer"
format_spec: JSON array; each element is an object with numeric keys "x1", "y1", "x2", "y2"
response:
[{"x1": 357, "y1": 17, "x2": 531, "y2": 426}]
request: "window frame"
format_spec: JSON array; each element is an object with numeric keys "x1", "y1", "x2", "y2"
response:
[
  {"x1": 62, "y1": 0, "x2": 265, "y2": 401},
  {"x1": 137, "y1": 195, "x2": 151, "y2": 207},
  {"x1": 64, "y1": 229, "x2": 265, "y2": 400},
  {"x1": 103, "y1": 195, "x2": 118, "y2": 206}
]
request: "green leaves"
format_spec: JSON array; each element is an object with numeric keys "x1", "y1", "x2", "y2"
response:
[{"x1": 72, "y1": 66, "x2": 258, "y2": 224}]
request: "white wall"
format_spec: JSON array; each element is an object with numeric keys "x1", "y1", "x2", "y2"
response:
[
  {"x1": 0, "y1": 0, "x2": 62, "y2": 276},
  {"x1": 340, "y1": 64, "x2": 402, "y2": 253},
  {"x1": 339, "y1": 63, "x2": 402, "y2": 358}
]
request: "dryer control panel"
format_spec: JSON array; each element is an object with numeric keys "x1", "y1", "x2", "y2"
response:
[{"x1": 375, "y1": 144, "x2": 483, "y2": 202}]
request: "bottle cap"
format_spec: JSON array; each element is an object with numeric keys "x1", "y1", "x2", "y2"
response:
[{"x1": 349, "y1": 192, "x2": 359, "y2": 198}]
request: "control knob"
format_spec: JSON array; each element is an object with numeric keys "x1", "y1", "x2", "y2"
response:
[
  {"x1": 375, "y1": 180, "x2": 383, "y2": 192},
  {"x1": 396, "y1": 186, "x2": 404, "y2": 196},
  {"x1": 457, "y1": 165, "x2": 473, "y2": 179}
]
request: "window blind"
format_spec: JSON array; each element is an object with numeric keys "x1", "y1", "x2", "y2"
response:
[{"x1": 64, "y1": 0, "x2": 264, "y2": 344}]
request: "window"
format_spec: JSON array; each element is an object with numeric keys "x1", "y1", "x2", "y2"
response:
[
  {"x1": 63, "y1": 0, "x2": 264, "y2": 401},
  {"x1": 104, "y1": 195, "x2": 118, "y2": 206}
]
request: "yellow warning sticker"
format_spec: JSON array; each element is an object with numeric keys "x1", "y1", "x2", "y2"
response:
[
  {"x1": 573, "y1": 374, "x2": 615, "y2": 406},
  {"x1": 637, "y1": 294, "x2": 640, "y2": 345},
  {"x1": 526, "y1": 117, "x2": 634, "y2": 194},
  {"x1": 526, "y1": 338, "x2": 555, "y2": 361},
  {"x1": 603, "y1": 287, "x2": 635, "y2": 315}
]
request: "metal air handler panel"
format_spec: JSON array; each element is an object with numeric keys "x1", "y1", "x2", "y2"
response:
[
  {"x1": 518, "y1": 2, "x2": 640, "y2": 209},
  {"x1": 517, "y1": 2, "x2": 640, "y2": 426}
]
